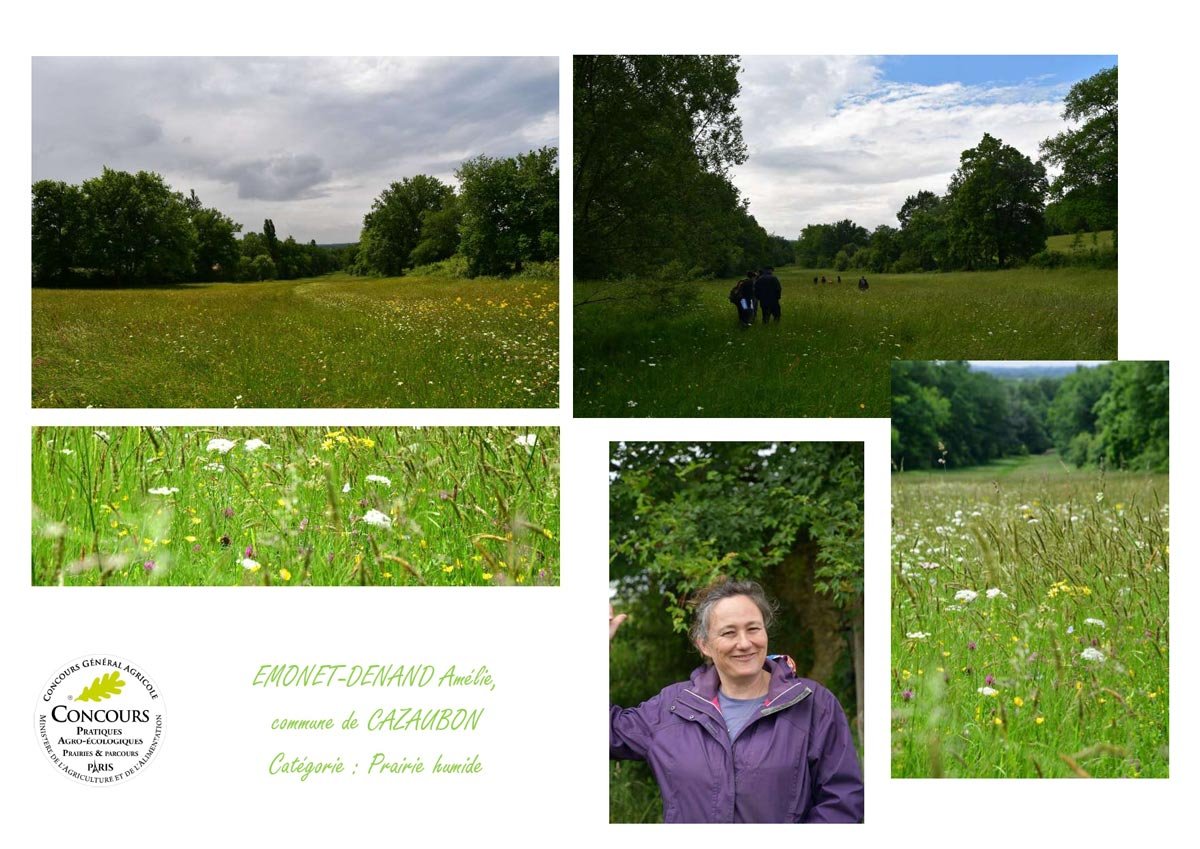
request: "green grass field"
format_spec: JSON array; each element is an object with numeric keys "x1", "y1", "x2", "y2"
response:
[
  {"x1": 892, "y1": 455, "x2": 1168, "y2": 777},
  {"x1": 574, "y1": 266, "x2": 1116, "y2": 417},
  {"x1": 32, "y1": 426, "x2": 559, "y2": 587},
  {"x1": 32, "y1": 273, "x2": 558, "y2": 408},
  {"x1": 1046, "y1": 230, "x2": 1115, "y2": 252}
]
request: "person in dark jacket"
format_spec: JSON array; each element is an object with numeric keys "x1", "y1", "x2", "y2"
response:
[
  {"x1": 754, "y1": 267, "x2": 782, "y2": 324},
  {"x1": 858, "y1": 275, "x2": 869, "y2": 292},
  {"x1": 609, "y1": 580, "x2": 864, "y2": 824},
  {"x1": 728, "y1": 271, "x2": 757, "y2": 327}
]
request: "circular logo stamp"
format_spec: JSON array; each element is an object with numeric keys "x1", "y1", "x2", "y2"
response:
[{"x1": 35, "y1": 654, "x2": 166, "y2": 785}]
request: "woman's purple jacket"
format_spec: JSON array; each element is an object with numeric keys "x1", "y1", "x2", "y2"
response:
[{"x1": 610, "y1": 656, "x2": 864, "y2": 823}]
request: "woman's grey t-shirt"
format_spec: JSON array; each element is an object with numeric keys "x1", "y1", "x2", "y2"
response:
[{"x1": 717, "y1": 691, "x2": 765, "y2": 741}]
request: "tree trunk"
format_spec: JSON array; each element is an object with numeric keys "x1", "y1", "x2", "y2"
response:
[{"x1": 768, "y1": 542, "x2": 846, "y2": 684}]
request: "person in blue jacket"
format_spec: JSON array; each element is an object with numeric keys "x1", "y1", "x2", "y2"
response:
[{"x1": 610, "y1": 580, "x2": 864, "y2": 823}]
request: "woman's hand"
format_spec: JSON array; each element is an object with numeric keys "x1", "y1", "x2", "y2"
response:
[{"x1": 609, "y1": 603, "x2": 628, "y2": 641}]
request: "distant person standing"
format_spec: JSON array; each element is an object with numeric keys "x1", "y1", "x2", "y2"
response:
[
  {"x1": 858, "y1": 275, "x2": 869, "y2": 292},
  {"x1": 755, "y1": 267, "x2": 782, "y2": 324}
]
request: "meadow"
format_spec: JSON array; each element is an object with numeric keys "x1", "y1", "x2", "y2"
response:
[
  {"x1": 32, "y1": 274, "x2": 558, "y2": 408},
  {"x1": 1045, "y1": 230, "x2": 1115, "y2": 252},
  {"x1": 574, "y1": 266, "x2": 1116, "y2": 417},
  {"x1": 891, "y1": 454, "x2": 1168, "y2": 778},
  {"x1": 32, "y1": 426, "x2": 559, "y2": 587}
]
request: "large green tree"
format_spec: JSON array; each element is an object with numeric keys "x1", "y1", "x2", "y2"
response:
[
  {"x1": 32, "y1": 180, "x2": 86, "y2": 285},
  {"x1": 945, "y1": 134, "x2": 1048, "y2": 269},
  {"x1": 80, "y1": 168, "x2": 197, "y2": 285},
  {"x1": 189, "y1": 199, "x2": 242, "y2": 281},
  {"x1": 1040, "y1": 66, "x2": 1117, "y2": 233},
  {"x1": 574, "y1": 55, "x2": 747, "y2": 279},
  {"x1": 457, "y1": 147, "x2": 558, "y2": 276},
  {"x1": 356, "y1": 175, "x2": 456, "y2": 276}
]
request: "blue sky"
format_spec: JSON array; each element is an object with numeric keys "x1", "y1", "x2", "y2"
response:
[
  {"x1": 734, "y1": 55, "x2": 1118, "y2": 236},
  {"x1": 880, "y1": 55, "x2": 1116, "y2": 89}
]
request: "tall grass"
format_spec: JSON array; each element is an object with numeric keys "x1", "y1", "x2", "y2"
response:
[
  {"x1": 32, "y1": 427, "x2": 559, "y2": 587},
  {"x1": 891, "y1": 457, "x2": 1168, "y2": 777},
  {"x1": 574, "y1": 266, "x2": 1116, "y2": 417},
  {"x1": 32, "y1": 273, "x2": 558, "y2": 408}
]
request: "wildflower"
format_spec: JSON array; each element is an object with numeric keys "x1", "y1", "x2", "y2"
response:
[
  {"x1": 342, "y1": 482, "x2": 351, "y2": 493},
  {"x1": 278, "y1": 568, "x2": 292, "y2": 582},
  {"x1": 1013, "y1": 697, "x2": 1025, "y2": 708},
  {"x1": 627, "y1": 400, "x2": 637, "y2": 408},
  {"x1": 244, "y1": 546, "x2": 255, "y2": 559},
  {"x1": 985, "y1": 674, "x2": 995, "y2": 686},
  {"x1": 298, "y1": 518, "x2": 309, "y2": 532},
  {"x1": 954, "y1": 589, "x2": 978, "y2": 603},
  {"x1": 986, "y1": 588, "x2": 1007, "y2": 599},
  {"x1": 204, "y1": 462, "x2": 225, "y2": 472},
  {"x1": 906, "y1": 631, "x2": 930, "y2": 640},
  {"x1": 968, "y1": 641, "x2": 977, "y2": 651},
  {"x1": 481, "y1": 572, "x2": 493, "y2": 580},
  {"x1": 919, "y1": 561, "x2": 940, "y2": 569},
  {"x1": 514, "y1": 433, "x2": 537, "y2": 448},
  {"x1": 993, "y1": 717, "x2": 1003, "y2": 726},
  {"x1": 1084, "y1": 618, "x2": 1107, "y2": 628},
  {"x1": 143, "y1": 560, "x2": 155, "y2": 572},
  {"x1": 902, "y1": 689, "x2": 913, "y2": 701},
  {"x1": 94, "y1": 430, "x2": 109, "y2": 441},
  {"x1": 184, "y1": 535, "x2": 197, "y2": 543},
  {"x1": 978, "y1": 687, "x2": 998, "y2": 697},
  {"x1": 207, "y1": 438, "x2": 236, "y2": 453},
  {"x1": 1035, "y1": 716, "x2": 1045, "y2": 725},
  {"x1": 362, "y1": 509, "x2": 392, "y2": 528},
  {"x1": 1081, "y1": 647, "x2": 1106, "y2": 663},
  {"x1": 148, "y1": 486, "x2": 179, "y2": 495},
  {"x1": 366, "y1": 475, "x2": 392, "y2": 487},
  {"x1": 244, "y1": 439, "x2": 270, "y2": 452},
  {"x1": 241, "y1": 558, "x2": 261, "y2": 571},
  {"x1": 223, "y1": 507, "x2": 235, "y2": 518},
  {"x1": 61, "y1": 448, "x2": 74, "y2": 455}
]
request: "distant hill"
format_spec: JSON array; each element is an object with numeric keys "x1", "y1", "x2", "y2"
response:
[
  {"x1": 969, "y1": 363, "x2": 1100, "y2": 381},
  {"x1": 317, "y1": 242, "x2": 357, "y2": 250}
]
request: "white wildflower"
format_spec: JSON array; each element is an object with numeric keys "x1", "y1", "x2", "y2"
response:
[
  {"x1": 514, "y1": 433, "x2": 537, "y2": 448},
  {"x1": 977, "y1": 686, "x2": 998, "y2": 696},
  {"x1": 93, "y1": 431, "x2": 109, "y2": 441},
  {"x1": 243, "y1": 439, "x2": 269, "y2": 452},
  {"x1": 207, "y1": 438, "x2": 236, "y2": 454},
  {"x1": 906, "y1": 631, "x2": 931, "y2": 640},
  {"x1": 342, "y1": 482, "x2": 351, "y2": 493},
  {"x1": 241, "y1": 558, "x2": 261, "y2": 571},
  {"x1": 1084, "y1": 618, "x2": 1107, "y2": 628},
  {"x1": 919, "y1": 561, "x2": 940, "y2": 570},
  {"x1": 954, "y1": 589, "x2": 979, "y2": 603},
  {"x1": 148, "y1": 486, "x2": 179, "y2": 495},
  {"x1": 986, "y1": 588, "x2": 1007, "y2": 599},
  {"x1": 362, "y1": 509, "x2": 392, "y2": 528},
  {"x1": 1080, "y1": 647, "x2": 1106, "y2": 663},
  {"x1": 203, "y1": 462, "x2": 225, "y2": 472},
  {"x1": 366, "y1": 475, "x2": 392, "y2": 487},
  {"x1": 61, "y1": 448, "x2": 74, "y2": 455}
]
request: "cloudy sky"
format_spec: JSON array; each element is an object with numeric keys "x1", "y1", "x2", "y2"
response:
[
  {"x1": 33, "y1": 57, "x2": 559, "y2": 243},
  {"x1": 733, "y1": 55, "x2": 1117, "y2": 237}
]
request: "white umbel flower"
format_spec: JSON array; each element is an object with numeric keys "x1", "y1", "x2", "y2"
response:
[
  {"x1": 366, "y1": 475, "x2": 392, "y2": 487},
  {"x1": 244, "y1": 438, "x2": 269, "y2": 452},
  {"x1": 954, "y1": 589, "x2": 979, "y2": 603},
  {"x1": 207, "y1": 438, "x2": 236, "y2": 454},
  {"x1": 1080, "y1": 647, "x2": 1106, "y2": 662},
  {"x1": 362, "y1": 509, "x2": 392, "y2": 528},
  {"x1": 148, "y1": 486, "x2": 179, "y2": 495}
]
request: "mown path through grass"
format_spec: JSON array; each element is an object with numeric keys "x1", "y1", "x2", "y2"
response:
[
  {"x1": 892, "y1": 454, "x2": 1167, "y2": 777},
  {"x1": 33, "y1": 274, "x2": 558, "y2": 407},
  {"x1": 575, "y1": 267, "x2": 1115, "y2": 417}
]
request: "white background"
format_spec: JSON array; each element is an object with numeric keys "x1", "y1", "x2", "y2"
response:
[{"x1": 3, "y1": 0, "x2": 1194, "y2": 844}]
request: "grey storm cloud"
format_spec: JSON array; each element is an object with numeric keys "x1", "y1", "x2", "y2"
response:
[
  {"x1": 215, "y1": 154, "x2": 333, "y2": 201},
  {"x1": 32, "y1": 56, "x2": 559, "y2": 243}
]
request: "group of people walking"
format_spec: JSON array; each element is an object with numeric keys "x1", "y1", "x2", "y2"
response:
[
  {"x1": 731, "y1": 269, "x2": 871, "y2": 327},
  {"x1": 729, "y1": 267, "x2": 782, "y2": 327}
]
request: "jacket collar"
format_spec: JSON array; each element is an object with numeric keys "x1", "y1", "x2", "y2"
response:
[{"x1": 684, "y1": 655, "x2": 811, "y2": 711}]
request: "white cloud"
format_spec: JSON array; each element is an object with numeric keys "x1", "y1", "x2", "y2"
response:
[{"x1": 733, "y1": 57, "x2": 1069, "y2": 237}]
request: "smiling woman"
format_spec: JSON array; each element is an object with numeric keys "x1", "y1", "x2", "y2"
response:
[{"x1": 609, "y1": 580, "x2": 863, "y2": 824}]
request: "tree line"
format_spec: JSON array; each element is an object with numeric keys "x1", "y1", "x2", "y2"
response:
[
  {"x1": 891, "y1": 360, "x2": 1167, "y2": 472},
  {"x1": 351, "y1": 147, "x2": 558, "y2": 278},
  {"x1": 796, "y1": 66, "x2": 1116, "y2": 274},
  {"x1": 32, "y1": 146, "x2": 558, "y2": 287}
]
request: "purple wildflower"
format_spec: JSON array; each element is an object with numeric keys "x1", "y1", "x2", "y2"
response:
[
  {"x1": 902, "y1": 689, "x2": 914, "y2": 701},
  {"x1": 985, "y1": 674, "x2": 995, "y2": 686},
  {"x1": 143, "y1": 560, "x2": 155, "y2": 572},
  {"x1": 244, "y1": 545, "x2": 255, "y2": 559},
  {"x1": 968, "y1": 641, "x2": 977, "y2": 651},
  {"x1": 223, "y1": 507, "x2": 235, "y2": 518}
]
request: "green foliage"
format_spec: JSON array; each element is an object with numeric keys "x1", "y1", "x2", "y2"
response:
[
  {"x1": 356, "y1": 175, "x2": 457, "y2": 276},
  {"x1": 33, "y1": 275, "x2": 558, "y2": 408},
  {"x1": 574, "y1": 55, "x2": 748, "y2": 279},
  {"x1": 80, "y1": 168, "x2": 198, "y2": 284},
  {"x1": 32, "y1": 426, "x2": 560, "y2": 587},
  {"x1": 32, "y1": 180, "x2": 86, "y2": 285},
  {"x1": 1040, "y1": 66, "x2": 1117, "y2": 232},
  {"x1": 894, "y1": 362, "x2": 1167, "y2": 473},
  {"x1": 945, "y1": 133, "x2": 1048, "y2": 269},
  {"x1": 248, "y1": 254, "x2": 277, "y2": 281},
  {"x1": 795, "y1": 220, "x2": 870, "y2": 268},
  {"x1": 457, "y1": 147, "x2": 559, "y2": 277},
  {"x1": 190, "y1": 204, "x2": 242, "y2": 281},
  {"x1": 77, "y1": 672, "x2": 125, "y2": 702}
]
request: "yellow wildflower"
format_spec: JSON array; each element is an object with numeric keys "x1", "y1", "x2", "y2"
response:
[{"x1": 279, "y1": 568, "x2": 292, "y2": 582}]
